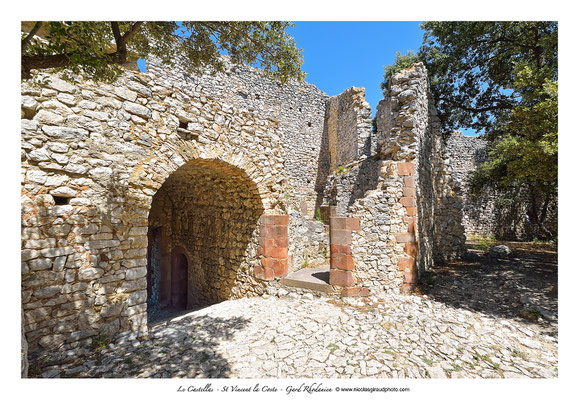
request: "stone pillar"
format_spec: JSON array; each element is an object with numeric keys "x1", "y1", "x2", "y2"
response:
[
  {"x1": 256, "y1": 215, "x2": 289, "y2": 280},
  {"x1": 329, "y1": 216, "x2": 368, "y2": 296},
  {"x1": 395, "y1": 161, "x2": 418, "y2": 293}
]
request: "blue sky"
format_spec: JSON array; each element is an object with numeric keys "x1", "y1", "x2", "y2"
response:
[
  {"x1": 291, "y1": 22, "x2": 422, "y2": 114},
  {"x1": 290, "y1": 21, "x2": 479, "y2": 136},
  {"x1": 138, "y1": 21, "x2": 478, "y2": 136}
]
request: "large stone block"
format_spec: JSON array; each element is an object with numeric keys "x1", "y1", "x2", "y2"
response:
[
  {"x1": 77, "y1": 267, "x2": 104, "y2": 281},
  {"x1": 125, "y1": 266, "x2": 147, "y2": 281}
]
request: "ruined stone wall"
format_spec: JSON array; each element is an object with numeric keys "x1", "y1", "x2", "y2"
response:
[
  {"x1": 321, "y1": 87, "x2": 377, "y2": 217},
  {"x1": 444, "y1": 131, "x2": 558, "y2": 240},
  {"x1": 444, "y1": 131, "x2": 496, "y2": 237},
  {"x1": 325, "y1": 87, "x2": 374, "y2": 171},
  {"x1": 146, "y1": 57, "x2": 329, "y2": 218},
  {"x1": 21, "y1": 57, "x2": 305, "y2": 355},
  {"x1": 319, "y1": 63, "x2": 466, "y2": 294},
  {"x1": 377, "y1": 64, "x2": 465, "y2": 270}
]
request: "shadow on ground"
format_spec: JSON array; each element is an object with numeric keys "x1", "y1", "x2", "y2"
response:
[
  {"x1": 419, "y1": 240, "x2": 558, "y2": 337},
  {"x1": 30, "y1": 312, "x2": 250, "y2": 378}
]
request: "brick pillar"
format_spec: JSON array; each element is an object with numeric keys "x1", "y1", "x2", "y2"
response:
[
  {"x1": 395, "y1": 161, "x2": 418, "y2": 293},
  {"x1": 256, "y1": 215, "x2": 289, "y2": 280},
  {"x1": 329, "y1": 216, "x2": 368, "y2": 297}
]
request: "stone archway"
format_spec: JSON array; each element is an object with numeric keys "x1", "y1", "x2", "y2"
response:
[{"x1": 146, "y1": 158, "x2": 265, "y2": 319}]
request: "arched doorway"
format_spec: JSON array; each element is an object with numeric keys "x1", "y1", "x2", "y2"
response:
[{"x1": 146, "y1": 158, "x2": 264, "y2": 322}]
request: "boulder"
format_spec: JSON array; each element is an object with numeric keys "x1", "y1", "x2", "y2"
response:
[{"x1": 488, "y1": 245, "x2": 511, "y2": 258}]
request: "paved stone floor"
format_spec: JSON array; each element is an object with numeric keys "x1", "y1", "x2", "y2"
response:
[
  {"x1": 31, "y1": 242, "x2": 557, "y2": 379},
  {"x1": 33, "y1": 293, "x2": 557, "y2": 379}
]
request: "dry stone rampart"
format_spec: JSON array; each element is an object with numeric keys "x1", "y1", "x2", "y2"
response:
[
  {"x1": 146, "y1": 57, "x2": 330, "y2": 218},
  {"x1": 443, "y1": 131, "x2": 496, "y2": 236}
]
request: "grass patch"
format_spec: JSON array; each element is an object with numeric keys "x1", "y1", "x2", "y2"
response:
[
  {"x1": 383, "y1": 348, "x2": 395, "y2": 356},
  {"x1": 92, "y1": 334, "x2": 111, "y2": 352},
  {"x1": 511, "y1": 347, "x2": 529, "y2": 361},
  {"x1": 326, "y1": 343, "x2": 339, "y2": 353},
  {"x1": 472, "y1": 235, "x2": 499, "y2": 251},
  {"x1": 422, "y1": 357, "x2": 434, "y2": 367},
  {"x1": 520, "y1": 308, "x2": 542, "y2": 321},
  {"x1": 315, "y1": 208, "x2": 323, "y2": 222}
]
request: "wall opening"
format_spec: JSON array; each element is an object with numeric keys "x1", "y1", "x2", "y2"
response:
[
  {"x1": 171, "y1": 249, "x2": 188, "y2": 309},
  {"x1": 146, "y1": 158, "x2": 264, "y2": 323},
  {"x1": 52, "y1": 195, "x2": 70, "y2": 205}
]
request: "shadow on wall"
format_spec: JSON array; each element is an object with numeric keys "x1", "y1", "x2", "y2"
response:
[
  {"x1": 313, "y1": 105, "x2": 331, "y2": 217},
  {"x1": 147, "y1": 158, "x2": 264, "y2": 312},
  {"x1": 345, "y1": 156, "x2": 381, "y2": 211},
  {"x1": 313, "y1": 101, "x2": 381, "y2": 216},
  {"x1": 416, "y1": 119, "x2": 467, "y2": 273}
]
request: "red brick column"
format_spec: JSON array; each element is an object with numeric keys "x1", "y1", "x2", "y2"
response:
[
  {"x1": 255, "y1": 215, "x2": 289, "y2": 280},
  {"x1": 329, "y1": 216, "x2": 368, "y2": 297},
  {"x1": 395, "y1": 161, "x2": 418, "y2": 293}
]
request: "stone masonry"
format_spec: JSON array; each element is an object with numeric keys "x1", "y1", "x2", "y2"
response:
[{"x1": 21, "y1": 56, "x2": 511, "y2": 364}]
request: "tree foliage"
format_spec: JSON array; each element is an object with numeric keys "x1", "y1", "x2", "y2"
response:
[
  {"x1": 381, "y1": 21, "x2": 558, "y2": 239},
  {"x1": 380, "y1": 50, "x2": 421, "y2": 94},
  {"x1": 21, "y1": 21, "x2": 305, "y2": 83},
  {"x1": 419, "y1": 21, "x2": 557, "y2": 134}
]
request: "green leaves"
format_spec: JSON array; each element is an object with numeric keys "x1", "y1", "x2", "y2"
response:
[
  {"x1": 381, "y1": 50, "x2": 421, "y2": 94},
  {"x1": 21, "y1": 21, "x2": 305, "y2": 84},
  {"x1": 413, "y1": 22, "x2": 558, "y2": 238}
]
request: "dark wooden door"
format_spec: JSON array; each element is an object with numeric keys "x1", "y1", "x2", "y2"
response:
[{"x1": 171, "y1": 252, "x2": 188, "y2": 309}]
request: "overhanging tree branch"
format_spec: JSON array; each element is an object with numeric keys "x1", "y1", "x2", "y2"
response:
[
  {"x1": 117, "y1": 22, "x2": 144, "y2": 50},
  {"x1": 22, "y1": 21, "x2": 145, "y2": 78},
  {"x1": 21, "y1": 21, "x2": 43, "y2": 52},
  {"x1": 437, "y1": 96, "x2": 513, "y2": 113}
]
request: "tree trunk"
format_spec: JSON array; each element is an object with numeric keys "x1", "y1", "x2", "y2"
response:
[
  {"x1": 528, "y1": 185, "x2": 553, "y2": 240},
  {"x1": 21, "y1": 54, "x2": 72, "y2": 79}
]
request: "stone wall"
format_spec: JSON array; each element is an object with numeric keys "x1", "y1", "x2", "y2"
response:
[
  {"x1": 377, "y1": 63, "x2": 465, "y2": 269},
  {"x1": 21, "y1": 55, "x2": 328, "y2": 356},
  {"x1": 320, "y1": 63, "x2": 466, "y2": 294},
  {"x1": 146, "y1": 57, "x2": 329, "y2": 218},
  {"x1": 321, "y1": 87, "x2": 378, "y2": 217},
  {"x1": 444, "y1": 131, "x2": 558, "y2": 241},
  {"x1": 444, "y1": 131, "x2": 496, "y2": 237},
  {"x1": 325, "y1": 87, "x2": 374, "y2": 171}
]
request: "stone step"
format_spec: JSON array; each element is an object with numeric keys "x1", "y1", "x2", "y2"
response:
[{"x1": 281, "y1": 265, "x2": 336, "y2": 294}]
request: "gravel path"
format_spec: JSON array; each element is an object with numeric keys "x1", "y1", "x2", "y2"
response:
[{"x1": 33, "y1": 291, "x2": 557, "y2": 379}]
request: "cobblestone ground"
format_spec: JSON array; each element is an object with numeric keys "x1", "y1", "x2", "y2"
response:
[
  {"x1": 31, "y1": 243, "x2": 557, "y2": 379},
  {"x1": 32, "y1": 293, "x2": 556, "y2": 379}
]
